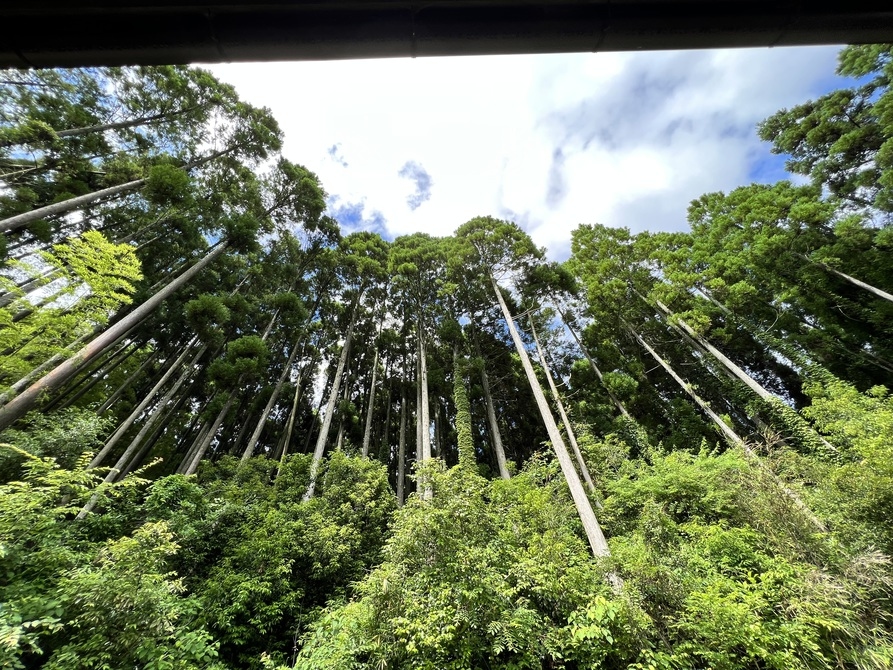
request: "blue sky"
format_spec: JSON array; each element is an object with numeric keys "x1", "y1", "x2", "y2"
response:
[{"x1": 209, "y1": 45, "x2": 846, "y2": 258}]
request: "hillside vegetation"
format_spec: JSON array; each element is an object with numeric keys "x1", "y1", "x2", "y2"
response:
[{"x1": 1, "y1": 46, "x2": 892, "y2": 669}]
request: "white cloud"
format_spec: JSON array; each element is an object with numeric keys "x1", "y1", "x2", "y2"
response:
[{"x1": 206, "y1": 45, "x2": 843, "y2": 257}]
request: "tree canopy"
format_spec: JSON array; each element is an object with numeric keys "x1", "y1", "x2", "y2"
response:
[{"x1": 1, "y1": 48, "x2": 893, "y2": 669}]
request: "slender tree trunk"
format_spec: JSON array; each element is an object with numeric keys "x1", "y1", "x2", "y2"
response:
[
  {"x1": 479, "y1": 362, "x2": 510, "y2": 479},
  {"x1": 397, "y1": 384, "x2": 407, "y2": 506},
  {"x1": 433, "y1": 401, "x2": 442, "y2": 459},
  {"x1": 629, "y1": 325, "x2": 826, "y2": 532},
  {"x1": 491, "y1": 276, "x2": 613, "y2": 560},
  {"x1": 361, "y1": 348, "x2": 380, "y2": 457},
  {"x1": 227, "y1": 408, "x2": 253, "y2": 457},
  {"x1": 303, "y1": 316, "x2": 357, "y2": 501},
  {"x1": 0, "y1": 180, "x2": 144, "y2": 235},
  {"x1": 95, "y1": 347, "x2": 161, "y2": 415},
  {"x1": 453, "y1": 343, "x2": 476, "y2": 470},
  {"x1": 380, "y1": 373, "x2": 393, "y2": 463},
  {"x1": 0, "y1": 325, "x2": 102, "y2": 406},
  {"x1": 177, "y1": 422, "x2": 211, "y2": 474},
  {"x1": 649, "y1": 296, "x2": 837, "y2": 453},
  {"x1": 0, "y1": 148, "x2": 230, "y2": 235},
  {"x1": 241, "y1": 341, "x2": 301, "y2": 463},
  {"x1": 529, "y1": 318, "x2": 597, "y2": 495},
  {"x1": 561, "y1": 311, "x2": 631, "y2": 419},
  {"x1": 185, "y1": 395, "x2": 237, "y2": 475},
  {"x1": 0, "y1": 242, "x2": 228, "y2": 433},
  {"x1": 76, "y1": 348, "x2": 200, "y2": 518},
  {"x1": 797, "y1": 252, "x2": 893, "y2": 305},
  {"x1": 415, "y1": 350, "x2": 422, "y2": 462},
  {"x1": 120, "y1": 384, "x2": 193, "y2": 478},
  {"x1": 87, "y1": 341, "x2": 202, "y2": 469},
  {"x1": 55, "y1": 108, "x2": 198, "y2": 140},
  {"x1": 54, "y1": 340, "x2": 146, "y2": 411},
  {"x1": 278, "y1": 364, "x2": 309, "y2": 471},
  {"x1": 418, "y1": 328, "x2": 431, "y2": 463},
  {"x1": 334, "y1": 378, "x2": 349, "y2": 452}
]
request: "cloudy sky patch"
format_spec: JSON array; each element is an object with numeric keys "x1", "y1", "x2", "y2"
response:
[
  {"x1": 208, "y1": 45, "x2": 846, "y2": 257},
  {"x1": 327, "y1": 143, "x2": 348, "y2": 167},
  {"x1": 398, "y1": 160, "x2": 433, "y2": 210}
]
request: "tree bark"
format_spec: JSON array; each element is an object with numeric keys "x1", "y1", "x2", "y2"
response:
[
  {"x1": 361, "y1": 347, "x2": 380, "y2": 458},
  {"x1": 185, "y1": 395, "x2": 237, "y2": 475},
  {"x1": 95, "y1": 347, "x2": 162, "y2": 415},
  {"x1": 241, "y1": 340, "x2": 301, "y2": 463},
  {"x1": 0, "y1": 326, "x2": 102, "y2": 406},
  {"x1": 479, "y1": 362, "x2": 510, "y2": 479},
  {"x1": 561, "y1": 311, "x2": 632, "y2": 419},
  {"x1": 491, "y1": 276, "x2": 612, "y2": 560},
  {"x1": 418, "y1": 327, "x2": 431, "y2": 463},
  {"x1": 649, "y1": 296, "x2": 837, "y2": 454},
  {"x1": 54, "y1": 340, "x2": 145, "y2": 411},
  {"x1": 797, "y1": 252, "x2": 893, "y2": 305},
  {"x1": 0, "y1": 180, "x2": 144, "y2": 235},
  {"x1": 0, "y1": 242, "x2": 228, "y2": 433},
  {"x1": 277, "y1": 363, "x2": 309, "y2": 473},
  {"x1": 303, "y1": 314, "x2": 357, "y2": 501},
  {"x1": 87, "y1": 340, "x2": 202, "y2": 469},
  {"x1": 0, "y1": 148, "x2": 230, "y2": 235},
  {"x1": 630, "y1": 325, "x2": 826, "y2": 532},
  {"x1": 529, "y1": 318, "x2": 597, "y2": 495},
  {"x1": 397, "y1": 383, "x2": 407, "y2": 506},
  {"x1": 76, "y1": 346, "x2": 200, "y2": 518}
]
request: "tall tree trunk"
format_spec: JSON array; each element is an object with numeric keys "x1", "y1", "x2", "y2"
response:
[
  {"x1": 87, "y1": 340, "x2": 202, "y2": 469},
  {"x1": 361, "y1": 347, "x2": 380, "y2": 457},
  {"x1": 629, "y1": 325, "x2": 826, "y2": 532},
  {"x1": 379, "y1": 375, "x2": 393, "y2": 463},
  {"x1": 227, "y1": 408, "x2": 253, "y2": 457},
  {"x1": 529, "y1": 318, "x2": 597, "y2": 495},
  {"x1": 241, "y1": 340, "x2": 301, "y2": 463},
  {"x1": 0, "y1": 241, "x2": 228, "y2": 433},
  {"x1": 0, "y1": 106, "x2": 199, "y2": 149},
  {"x1": 418, "y1": 327, "x2": 431, "y2": 463},
  {"x1": 334, "y1": 378, "x2": 350, "y2": 452},
  {"x1": 479, "y1": 361, "x2": 510, "y2": 479},
  {"x1": 303, "y1": 315, "x2": 357, "y2": 501},
  {"x1": 0, "y1": 325, "x2": 102, "y2": 406},
  {"x1": 453, "y1": 343, "x2": 476, "y2": 470},
  {"x1": 177, "y1": 422, "x2": 211, "y2": 475},
  {"x1": 797, "y1": 252, "x2": 893, "y2": 304},
  {"x1": 469, "y1": 322, "x2": 510, "y2": 477},
  {"x1": 185, "y1": 395, "x2": 237, "y2": 475},
  {"x1": 0, "y1": 148, "x2": 230, "y2": 235},
  {"x1": 491, "y1": 276, "x2": 612, "y2": 560},
  {"x1": 0, "y1": 180, "x2": 144, "y2": 235},
  {"x1": 120, "y1": 379, "x2": 196, "y2": 478},
  {"x1": 278, "y1": 363, "x2": 309, "y2": 472},
  {"x1": 649, "y1": 296, "x2": 837, "y2": 454},
  {"x1": 561, "y1": 310, "x2": 632, "y2": 419},
  {"x1": 95, "y1": 347, "x2": 162, "y2": 415},
  {"x1": 76, "y1": 347, "x2": 200, "y2": 518},
  {"x1": 54, "y1": 340, "x2": 146, "y2": 411},
  {"x1": 397, "y1": 384, "x2": 407, "y2": 506},
  {"x1": 433, "y1": 401, "x2": 442, "y2": 459}
]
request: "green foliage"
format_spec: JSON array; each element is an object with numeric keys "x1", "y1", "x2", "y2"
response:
[
  {"x1": 3, "y1": 48, "x2": 893, "y2": 670},
  {"x1": 801, "y1": 374, "x2": 893, "y2": 554},
  {"x1": 297, "y1": 458, "x2": 638, "y2": 668},
  {"x1": 207, "y1": 335, "x2": 270, "y2": 388},
  {"x1": 144, "y1": 163, "x2": 192, "y2": 206},
  {"x1": 0, "y1": 408, "x2": 112, "y2": 481}
]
